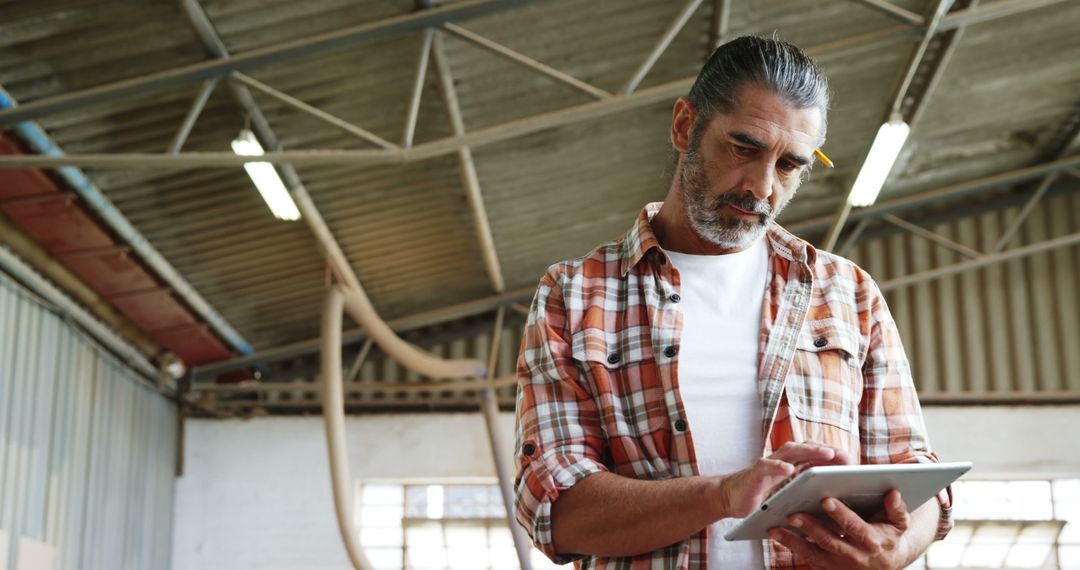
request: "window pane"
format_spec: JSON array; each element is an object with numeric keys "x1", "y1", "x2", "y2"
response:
[
  {"x1": 365, "y1": 547, "x2": 402, "y2": 570},
  {"x1": 1007, "y1": 481, "x2": 1053, "y2": 520},
  {"x1": 926, "y1": 542, "x2": 964, "y2": 567},
  {"x1": 363, "y1": 484, "x2": 404, "y2": 506},
  {"x1": 1053, "y1": 479, "x2": 1080, "y2": 501},
  {"x1": 1058, "y1": 545, "x2": 1080, "y2": 567},
  {"x1": 361, "y1": 526, "x2": 404, "y2": 548},
  {"x1": 361, "y1": 505, "x2": 404, "y2": 528},
  {"x1": 1004, "y1": 544, "x2": 1052, "y2": 568},
  {"x1": 961, "y1": 543, "x2": 1008, "y2": 568}
]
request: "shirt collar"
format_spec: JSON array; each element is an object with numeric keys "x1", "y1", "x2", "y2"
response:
[{"x1": 617, "y1": 201, "x2": 816, "y2": 276}]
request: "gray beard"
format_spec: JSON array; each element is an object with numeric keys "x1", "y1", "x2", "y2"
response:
[{"x1": 678, "y1": 147, "x2": 793, "y2": 250}]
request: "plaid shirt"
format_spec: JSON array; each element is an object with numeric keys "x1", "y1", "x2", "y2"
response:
[{"x1": 513, "y1": 202, "x2": 953, "y2": 569}]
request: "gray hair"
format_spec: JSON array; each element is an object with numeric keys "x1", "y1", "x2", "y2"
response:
[{"x1": 688, "y1": 35, "x2": 830, "y2": 147}]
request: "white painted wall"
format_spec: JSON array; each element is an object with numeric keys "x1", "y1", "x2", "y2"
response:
[{"x1": 171, "y1": 407, "x2": 1080, "y2": 570}]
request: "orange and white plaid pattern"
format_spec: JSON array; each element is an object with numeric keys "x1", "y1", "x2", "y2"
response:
[{"x1": 513, "y1": 202, "x2": 953, "y2": 569}]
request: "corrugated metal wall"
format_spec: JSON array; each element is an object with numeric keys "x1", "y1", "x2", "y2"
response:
[
  {"x1": 0, "y1": 270, "x2": 177, "y2": 569},
  {"x1": 850, "y1": 191, "x2": 1080, "y2": 400}
]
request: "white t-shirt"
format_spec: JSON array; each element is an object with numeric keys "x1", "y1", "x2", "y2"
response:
[{"x1": 665, "y1": 236, "x2": 769, "y2": 569}]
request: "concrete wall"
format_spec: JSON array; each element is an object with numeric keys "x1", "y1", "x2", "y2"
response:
[{"x1": 171, "y1": 407, "x2": 1080, "y2": 570}]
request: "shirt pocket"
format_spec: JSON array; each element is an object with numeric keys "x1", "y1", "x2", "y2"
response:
[
  {"x1": 785, "y1": 319, "x2": 863, "y2": 433},
  {"x1": 571, "y1": 328, "x2": 673, "y2": 479}
]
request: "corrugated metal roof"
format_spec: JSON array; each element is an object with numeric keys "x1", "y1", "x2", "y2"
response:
[{"x1": 1, "y1": 0, "x2": 1077, "y2": 354}]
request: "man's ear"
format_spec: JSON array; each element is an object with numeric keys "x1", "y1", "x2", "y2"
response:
[{"x1": 671, "y1": 96, "x2": 696, "y2": 154}]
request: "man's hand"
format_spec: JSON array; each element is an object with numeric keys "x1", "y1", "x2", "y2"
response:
[
  {"x1": 720, "y1": 442, "x2": 853, "y2": 518},
  {"x1": 770, "y1": 489, "x2": 927, "y2": 570}
]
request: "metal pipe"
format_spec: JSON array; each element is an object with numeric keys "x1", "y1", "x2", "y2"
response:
[
  {"x1": 0, "y1": 245, "x2": 157, "y2": 378},
  {"x1": 168, "y1": 78, "x2": 219, "y2": 154},
  {"x1": 882, "y1": 213, "x2": 984, "y2": 259},
  {"x1": 231, "y1": 73, "x2": 398, "y2": 150},
  {"x1": 622, "y1": 0, "x2": 705, "y2": 95},
  {"x1": 879, "y1": 231, "x2": 1080, "y2": 291},
  {"x1": 320, "y1": 288, "x2": 377, "y2": 570},
  {"x1": 0, "y1": 0, "x2": 535, "y2": 127},
  {"x1": 403, "y1": 28, "x2": 436, "y2": 149},
  {"x1": 432, "y1": 30, "x2": 506, "y2": 293},
  {"x1": 0, "y1": 87, "x2": 253, "y2": 356},
  {"x1": 442, "y1": 22, "x2": 610, "y2": 100},
  {"x1": 851, "y1": 0, "x2": 926, "y2": 26}
]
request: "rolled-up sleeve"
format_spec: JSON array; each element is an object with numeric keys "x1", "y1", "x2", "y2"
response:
[
  {"x1": 513, "y1": 266, "x2": 609, "y2": 564},
  {"x1": 858, "y1": 276, "x2": 954, "y2": 541}
]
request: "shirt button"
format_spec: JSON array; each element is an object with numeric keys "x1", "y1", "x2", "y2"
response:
[
  {"x1": 669, "y1": 293, "x2": 681, "y2": 303},
  {"x1": 664, "y1": 346, "x2": 677, "y2": 358},
  {"x1": 674, "y1": 418, "x2": 688, "y2": 432},
  {"x1": 606, "y1": 352, "x2": 621, "y2": 365},
  {"x1": 814, "y1": 337, "x2": 828, "y2": 348},
  {"x1": 523, "y1": 443, "x2": 536, "y2": 456}
]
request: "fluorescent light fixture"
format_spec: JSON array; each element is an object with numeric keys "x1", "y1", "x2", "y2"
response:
[
  {"x1": 231, "y1": 129, "x2": 301, "y2": 221},
  {"x1": 848, "y1": 118, "x2": 911, "y2": 207}
]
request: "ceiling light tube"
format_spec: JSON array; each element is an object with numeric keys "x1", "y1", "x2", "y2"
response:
[
  {"x1": 231, "y1": 129, "x2": 301, "y2": 221},
  {"x1": 848, "y1": 117, "x2": 911, "y2": 207}
]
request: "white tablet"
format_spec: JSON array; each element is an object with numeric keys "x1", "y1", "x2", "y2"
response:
[{"x1": 724, "y1": 461, "x2": 971, "y2": 541}]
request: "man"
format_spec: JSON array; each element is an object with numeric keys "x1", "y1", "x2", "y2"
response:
[{"x1": 512, "y1": 36, "x2": 952, "y2": 569}]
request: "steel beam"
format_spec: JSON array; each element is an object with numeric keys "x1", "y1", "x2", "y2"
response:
[
  {"x1": 850, "y1": 0, "x2": 926, "y2": 26},
  {"x1": 836, "y1": 218, "x2": 871, "y2": 257},
  {"x1": 403, "y1": 28, "x2": 435, "y2": 149},
  {"x1": 231, "y1": 73, "x2": 398, "y2": 150},
  {"x1": 707, "y1": 0, "x2": 731, "y2": 56},
  {"x1": 991, "y1": 174, "x2": 1056, "y2": 253},
  {"x1": 0, "y1": 245, "x2": 158, "y2": 378},
  {"x1": 937, "y1": 0, "x2": 1066, "y2": 31},
  {"x1": 623, "y1": 0, "x2": 705, "y2": 95},
  {"x1": 478, "y1": 307, "x2": 534, "y2": 570},
  {"x1": 879, "y1": 231, "x2": 1080, "y2": 291},
  {"x1": 345, "y1": 338, "x2": 374, "y2": 382},
  {"x1": 194, "y1": 375, "x2": 518, "y2": 394},
  {"x1": 788, "y1": 154, "x2": 1080, "y2": 236},
  {"x1": 0, "y1": 0, "x2": 1051, "y2": 132},
  {"x1": 189, "y1": 285, "x2": 535, "y2": 379},
  {"x1": 0, "y1": 215, "x2": 160, "y2": 357},
  {"x1": 179, "y1": 0, "x2": 366, "y2": 299},
  {"x1": 1, "y1": 0, "x2": 1064, "y2": 170},
  {"x1": 992, "y1": 111, "x2": 1080, "y2": 252},
  {"x1": 167, "y1": 78, "x2": 219, "y2": 154},
  {"x1": 0, "y1": 0, "x2": 534, "y2": 127},
  {"x1": 442, "y1": 22, "x2": 610, "y2": 100},
  {"x1": 431, "y1": 30, "x2": 506, "y2": 293},
  {"x1": 881, "y1": 213, "x2": 983, "y2": 259},
  {"x1": 821, "y1": 0, "x2": 953, "y2": 251}
]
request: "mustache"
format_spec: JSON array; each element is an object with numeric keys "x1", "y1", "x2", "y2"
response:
[{"x1": 711, "y1": 192, "x2": 771, "y2": 216}]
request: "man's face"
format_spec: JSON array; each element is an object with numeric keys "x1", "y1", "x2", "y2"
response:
[{"x1": 678, "y1": 84, "x2": 822, "y2": 250}]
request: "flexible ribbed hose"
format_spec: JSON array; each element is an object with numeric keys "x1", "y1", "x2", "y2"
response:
[{"x1": 321, "y1": 286, "x2": 488, "y2": 569}]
